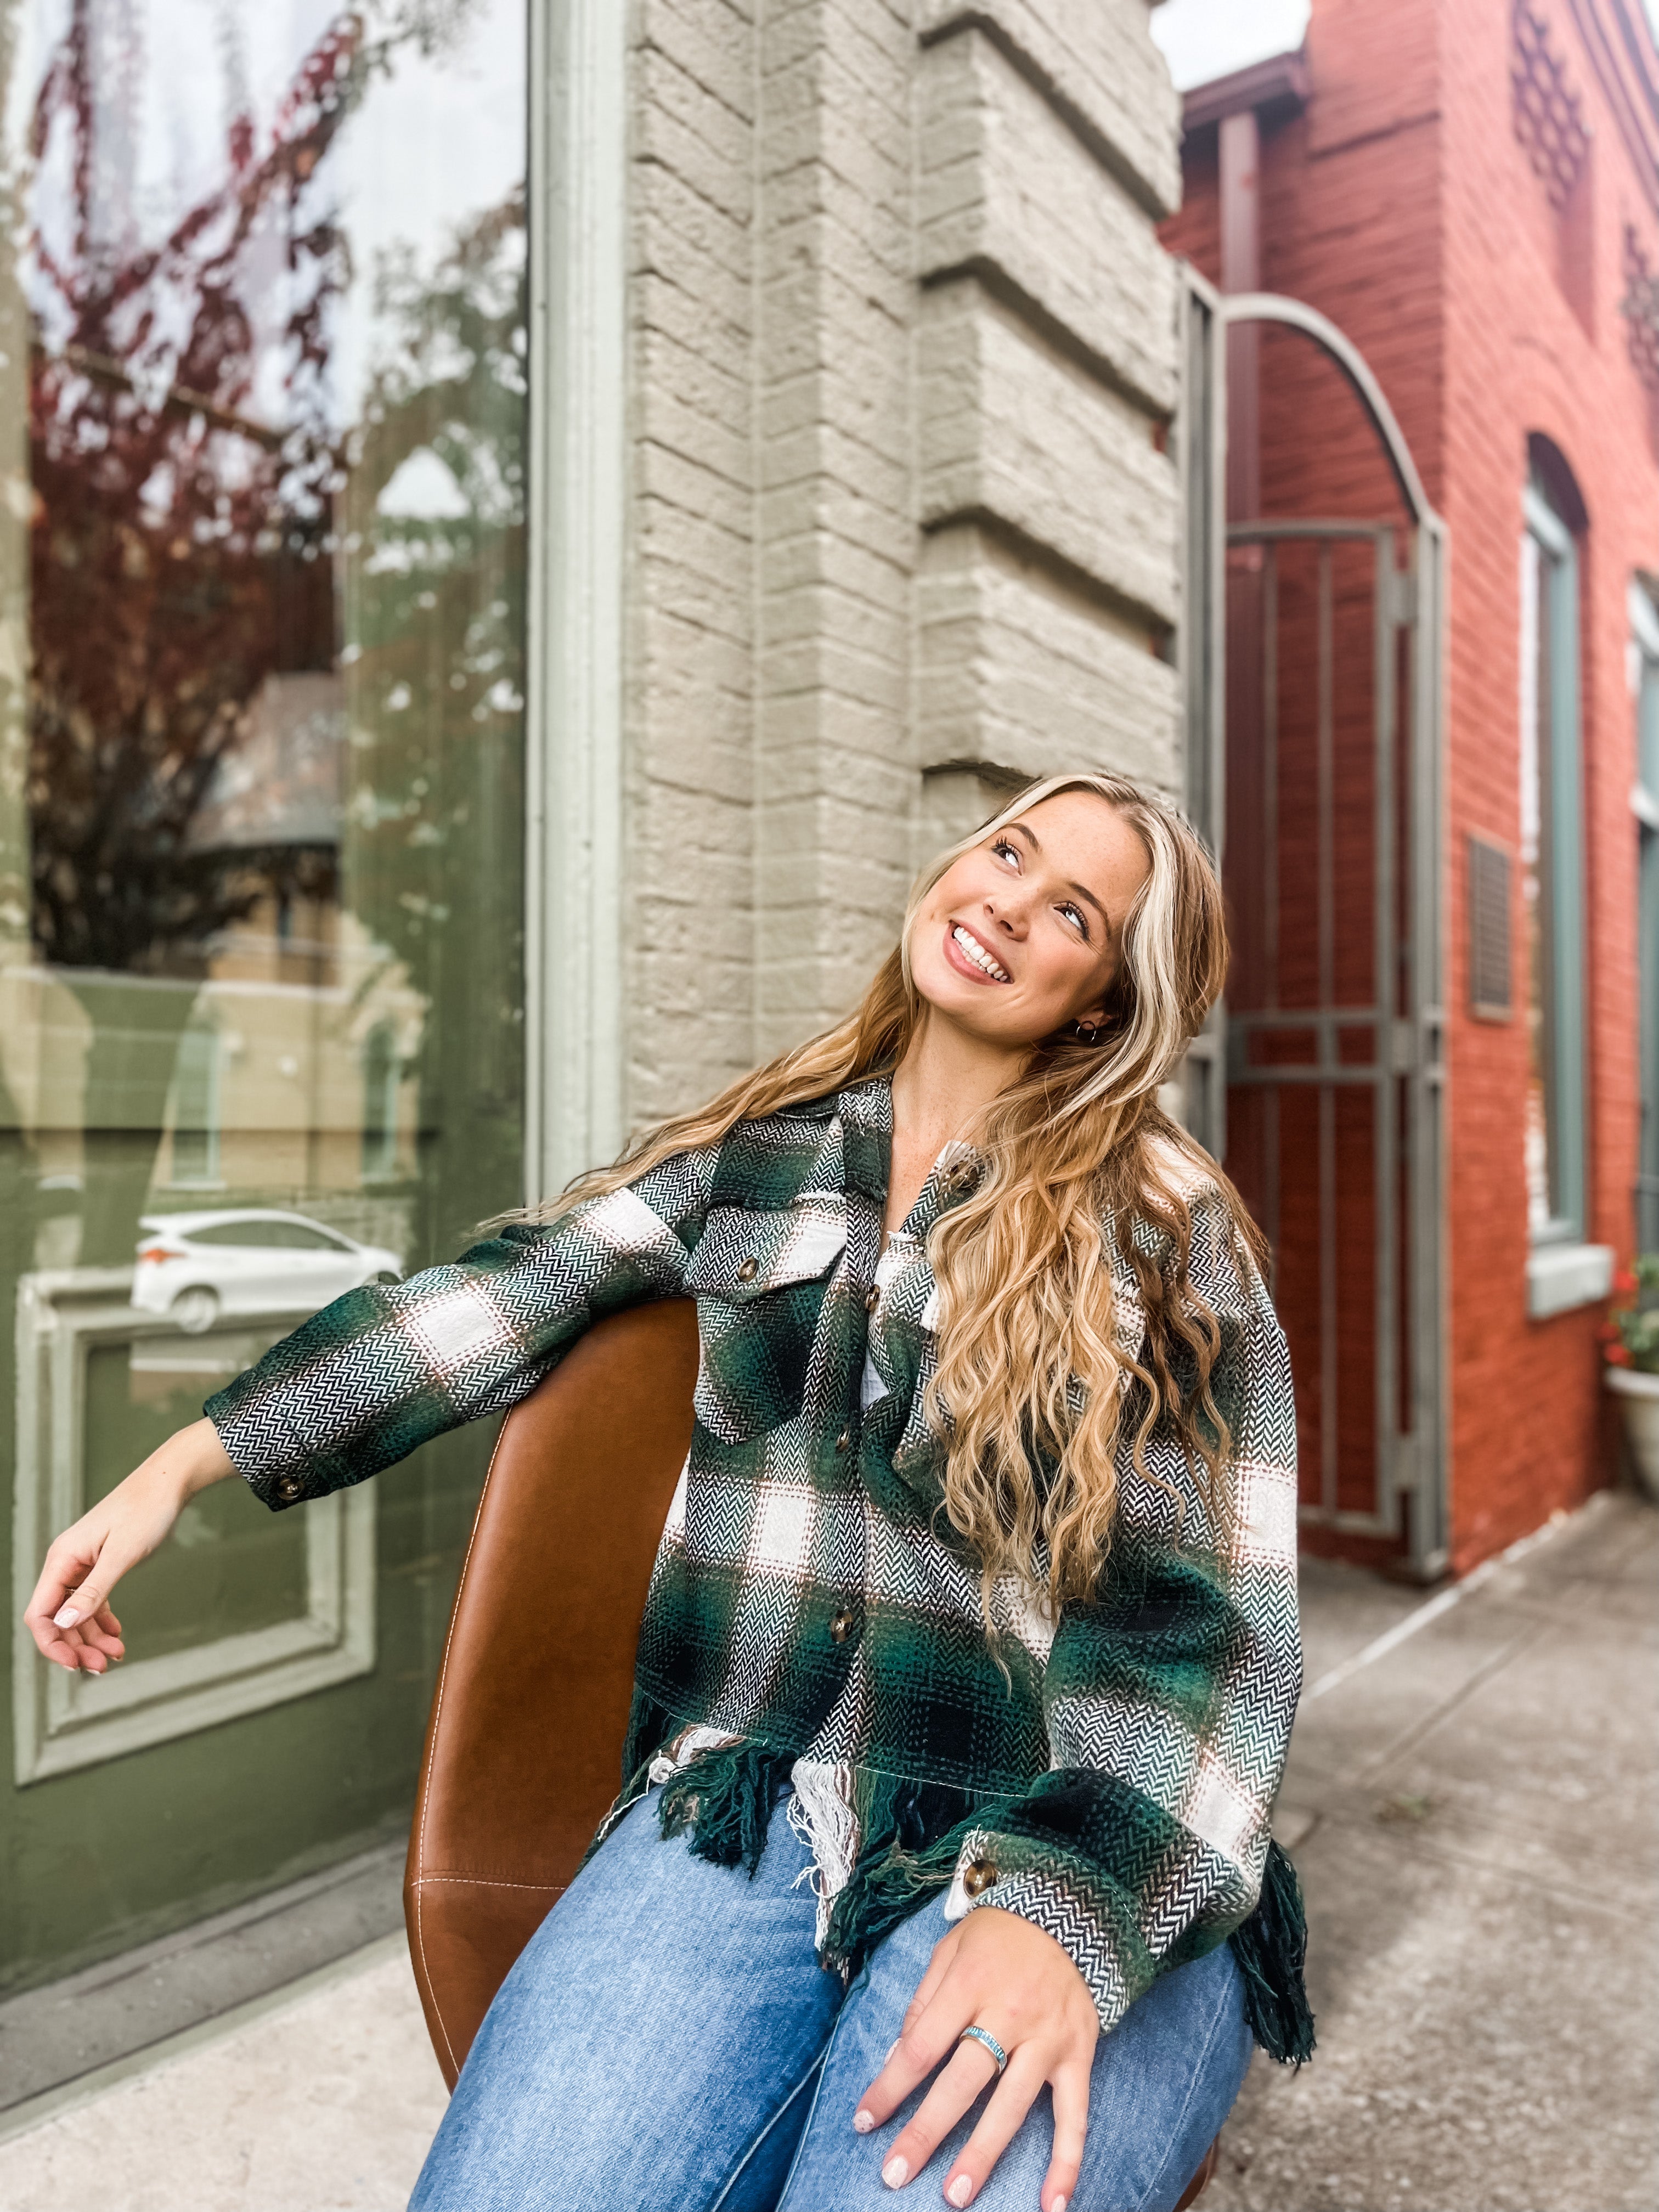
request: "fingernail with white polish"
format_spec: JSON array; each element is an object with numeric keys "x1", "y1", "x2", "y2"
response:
[
  {"x1": 882, "y1": 2155, "x2": 907, "y2": 2189},
  {"x1": 54, "y1": 1606, "x2": 80, "y2": 1628},
  {"x1": 885, "y1": 2039, "x2": 899, "y2": 2061},
  {"x1": 947, "y1": 2178, "x2": 974, "y2": 2208},
  {"x1": 853, "y1": 2110, "x2": 874, "y2": 2135},
  {"x1": 1053, "y1": 2198, "x2": 1067, "y2": 2212}
]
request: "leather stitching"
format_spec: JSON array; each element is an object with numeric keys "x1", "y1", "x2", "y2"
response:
[{"x1": 410, "y1": 1875, "x2": 566, "y2": 1892}]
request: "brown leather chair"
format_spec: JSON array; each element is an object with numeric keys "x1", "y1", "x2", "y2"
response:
[
  {"x1": 404, "y1": 1299, "x2": 699, "y2": 2084},
  {"x1": 403, "y1": 1297, "x2": 1218, "y2": 2208}
]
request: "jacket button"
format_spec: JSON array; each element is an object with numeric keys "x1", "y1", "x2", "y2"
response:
[
  {"x1": 274, "y1": 1475, "x2": 305, "y2": 1504},
  {"x1": 737, "y1": 1255, "x2": 759, "y2": 1282},
  {"x1": 829, "y1": 1609, "x2": 856, "y2": 1643},
  {"x1": 962, "y1": 1857, "x2": 999, "y2": 1898},
  {"x1": 865, "y1": 1286, "x2": 879, "y2": 1314},
  {"x1": 834, "y1": 1427, "x2": 851, "y2": 1453},
  {"x1": 945, "y1": 1163, "x2": 978, "y2": 1194}
]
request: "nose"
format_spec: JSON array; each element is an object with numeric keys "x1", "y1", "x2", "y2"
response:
[{"x1": 981, "y1": 889, "x2": 1028, "y2": 938}]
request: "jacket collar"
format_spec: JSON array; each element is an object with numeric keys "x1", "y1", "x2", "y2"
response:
[{"x1": 834, "y1": 1070, "x2": 895, "y2": 1212}]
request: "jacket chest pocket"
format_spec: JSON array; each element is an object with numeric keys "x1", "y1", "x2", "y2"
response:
[{"x1": 687, "y1": 1201, "x2": 848, "y2": 1442}]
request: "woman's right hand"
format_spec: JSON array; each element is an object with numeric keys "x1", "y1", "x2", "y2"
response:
[{"x1": 24, "y1": 1418, "x2": 238, "y2": 1675}]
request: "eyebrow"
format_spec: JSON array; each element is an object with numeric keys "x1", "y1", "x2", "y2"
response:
[{"x1": 1002, "y1": 820, "x2": 1112, "y2": 931}]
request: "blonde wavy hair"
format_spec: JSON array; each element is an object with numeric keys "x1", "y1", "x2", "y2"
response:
[{"x1": 537, "y1": 772, "x2": 1266, "y2": 1613}]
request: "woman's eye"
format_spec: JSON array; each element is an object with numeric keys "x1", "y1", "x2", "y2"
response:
[
  {"x1": 1060, "y1": 903, "x2": 1088, "y2": 936},
  {"x1": 991, "y1": 838, "x2": 1019, "y2": 868}
]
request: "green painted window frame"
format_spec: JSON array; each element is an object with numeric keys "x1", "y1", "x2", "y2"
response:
[{"x1": 1522, "y1": 479, "x2": 1588, "y2": 1249}]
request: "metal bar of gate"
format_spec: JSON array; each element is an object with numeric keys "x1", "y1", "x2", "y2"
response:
[
  {"x1": 1374, "y1": 530, "x2": 1399, "y2": 1535},
  {"x1": 1231, "y1": 520, "x2": 1383, "y2": 540},
  {"x1": 1412, "y1": 521, "x2": 1450, "y2": 1574}
]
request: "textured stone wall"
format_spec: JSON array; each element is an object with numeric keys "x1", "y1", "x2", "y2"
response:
[{"x1": 622, "y1": 0, "x2": 1184, "y2": 1121}]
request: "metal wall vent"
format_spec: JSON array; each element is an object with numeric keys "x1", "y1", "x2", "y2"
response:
[{"x1": 1469, "y1": 833, "x2": 1512, "y2": 1020}]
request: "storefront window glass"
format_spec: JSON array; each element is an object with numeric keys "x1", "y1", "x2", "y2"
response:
[{"x1": 2, "y1": 0, "x2": 528, "y2": 1990}]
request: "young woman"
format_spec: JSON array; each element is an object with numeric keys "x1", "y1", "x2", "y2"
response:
[{"x1": 27, "y1": 773, "x2": 1311, "y2": 2212}]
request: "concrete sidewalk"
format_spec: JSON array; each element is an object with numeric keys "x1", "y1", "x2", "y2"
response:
[
  {"x1": 3, "y1": 1492, "x2": 1654, "y2": 2211},
  {"x1": 1209, "y1": 1491, "x2": 1659, "y2": 2212},
  {"x1": 0, "y1": 1942, "x2": 446, "y2": 2211}
]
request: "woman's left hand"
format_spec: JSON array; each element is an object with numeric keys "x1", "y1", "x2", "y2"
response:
[{"x1": 853, "y1": 1904, "x2": 1098, "y2": 2209}]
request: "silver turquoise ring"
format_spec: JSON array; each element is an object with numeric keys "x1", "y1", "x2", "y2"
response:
[{"x1": 958, "y1": 2024, "x2": 1009, "y2": 2075}]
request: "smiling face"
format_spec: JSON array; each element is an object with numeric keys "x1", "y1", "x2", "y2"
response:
[{"x1": 907, "y1": 789, "x2": 1154, "y2": 1052}]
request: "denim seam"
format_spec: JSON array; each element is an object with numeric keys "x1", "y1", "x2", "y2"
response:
[
  {"x1": 771, "y1": 1962, "x2": 876, "y2": 2210},
  {"x1": 708, "y1": 2052, "x2": 828, "y2": 2212},
  {"x1": 1126, "y1": 1965, "x2": 1237, "y2": 2212}
]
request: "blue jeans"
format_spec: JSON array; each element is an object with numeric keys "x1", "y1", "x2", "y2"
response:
[{"x1": 409, "y1": 1787, "x2": 1251, "y2": 2212}]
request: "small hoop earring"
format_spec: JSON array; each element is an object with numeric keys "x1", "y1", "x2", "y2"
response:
[{"x1": 1074, "y1": 1019, "x2": 1101, "y2": 1045}]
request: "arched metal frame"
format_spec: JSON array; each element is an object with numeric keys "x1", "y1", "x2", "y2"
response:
[
  {"x1": 1221, "y1": 293, "x2": 1442, "y2": 530},
  {"x1": 1178, "y1": 277, "x2": 1449, "y2": 1578}
]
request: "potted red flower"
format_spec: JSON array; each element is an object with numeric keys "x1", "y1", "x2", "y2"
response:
[{"x1": 1602, "y1": 1258, "x2": 1659, "y2": 1503}]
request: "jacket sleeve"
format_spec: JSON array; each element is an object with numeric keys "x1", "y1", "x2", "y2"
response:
[
  {"x1": 945, "y1": 1180, "x2": 1302, "y2": 2034},
  {"x1": 204, "y1": 1145, "x2": 718, "y2": 1510}
]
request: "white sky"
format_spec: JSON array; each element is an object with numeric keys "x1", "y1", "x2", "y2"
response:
[
  {"x1": 1153, "y1": 0, "x2": 1659, "y2": 92},
  {"x1": 1149, "y1": 0, "x2": 1311, "y2": 93}
]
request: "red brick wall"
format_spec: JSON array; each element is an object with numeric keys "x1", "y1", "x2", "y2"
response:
[
  {"x1": 1439, "y1": 0, "x2": 1656, "y2": 1565},
  {"x1": 1163, "y1": 0, "x2": 1659, "y2": 1572}
]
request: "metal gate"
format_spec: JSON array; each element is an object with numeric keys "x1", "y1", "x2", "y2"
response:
[{"x1": 1177, "y1": 277, "x2": 1449, "y2": 1576}]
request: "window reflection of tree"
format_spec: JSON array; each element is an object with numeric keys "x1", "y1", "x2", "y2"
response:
[
  {"x1": 341, "y1": 187, "x2": 527, "y2": 1246},
  {"x1": 24, "y1": 12, "x2": 358, "y2": 1261},
  {"x1": 25, "y1": 14, "x2": 357, "y2": 982},
  {"x1": 16, "y1": 1, "x2": 524, "y2": 1264}
]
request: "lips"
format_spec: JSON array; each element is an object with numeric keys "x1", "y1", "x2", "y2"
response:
[{"x1": 944, "y1": 921, "x2": 1012, "y2": 984}]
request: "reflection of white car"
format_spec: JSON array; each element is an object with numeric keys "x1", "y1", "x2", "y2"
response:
[{"x1": 133, "y1": 1211, "x2": 404, "y2": 1334}]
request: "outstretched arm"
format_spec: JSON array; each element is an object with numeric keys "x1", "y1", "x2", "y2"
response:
[
  {"x1": 207, "y1": 1146, "x2": 714, "y2": 1508},
  {"x1": 25, "y1": 1144, "x2": 716, "y2": 1673}
]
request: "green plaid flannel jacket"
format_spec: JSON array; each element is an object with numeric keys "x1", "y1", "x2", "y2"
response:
[{"x1": 206, "y1": 1073, "x2": 1302, "y2": 2036}]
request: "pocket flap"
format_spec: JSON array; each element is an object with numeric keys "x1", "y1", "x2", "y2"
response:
[{"x1": 687, "y1": 1199, "x2": 848, "y2": 1301}]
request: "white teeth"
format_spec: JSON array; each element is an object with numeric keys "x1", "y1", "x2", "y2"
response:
[{"x1": 952, "y1": 924, "x2": 1010, "y2": 982}]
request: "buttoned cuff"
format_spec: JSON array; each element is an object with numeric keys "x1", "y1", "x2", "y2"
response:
[
  {"x1": 205, "y1": 1407, "x2": 321, "y2": 1512},
  {"x1": 942, "y1": 1825, "x2": 1144, "y2": 2035}
]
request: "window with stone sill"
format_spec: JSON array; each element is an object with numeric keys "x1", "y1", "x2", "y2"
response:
[
  {"x1": 1630, "y1": 580, "x2": 1659, "y2": 1251},
  {"x1": 1520, "y1": 455, "x2": 1610, "y2": 1320}
]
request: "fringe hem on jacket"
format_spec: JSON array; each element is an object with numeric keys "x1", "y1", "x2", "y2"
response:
[{"x1": 601, "y1": 1698, "x2": 1316, "y2": 2067}]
